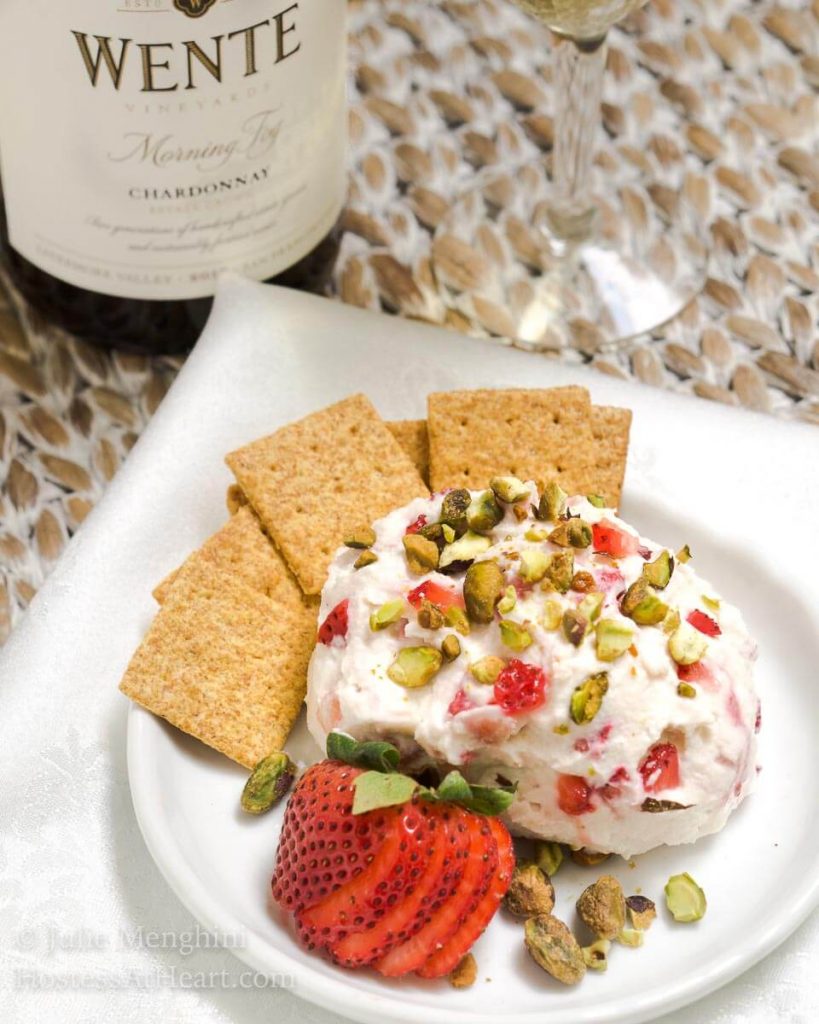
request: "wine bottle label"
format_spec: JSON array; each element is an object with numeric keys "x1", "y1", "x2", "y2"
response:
[{"x1": 0, "y1": 0, "x2": 347, "y2": 300}]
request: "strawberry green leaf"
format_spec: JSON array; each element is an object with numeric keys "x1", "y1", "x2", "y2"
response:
[
  {"x1": 459, "y1": 781, "x2": 517, "y2": 816},
  {"x1": 326, "y1": 731, "x2": 401, "y2": 773},
  {"x1": 352, "y1": 771, "x2": 418, "y2": 814},
  {"x1": 435, "y1": 770, "x2": 474, "y2": 804}
]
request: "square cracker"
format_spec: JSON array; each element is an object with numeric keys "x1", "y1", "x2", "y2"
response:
[
  {"x1": 121, "y1": 558, "x2": 317, "y2": 769},
  {"x1": 226, "y1": 394, "x2": 429, "y2": 595},
  {"x1": 427, "y1": 387, "x2": 597, "y2": 494},
  {"x1": 387, "y1": 420, "x2": 430, "y2": 486},
  {"x1": 153, "y1": 505, "x2": 296, "y2": 605},
  {"x1": 588, "y1": 406, "x2": 632, "y2": 509}
]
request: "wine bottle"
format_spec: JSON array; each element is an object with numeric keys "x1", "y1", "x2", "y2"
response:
[{"x1": 0, "y1": 0, "x2": 347, "y2": 354}]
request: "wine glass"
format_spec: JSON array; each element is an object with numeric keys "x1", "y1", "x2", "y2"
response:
[{"x1": 431, "y1": 0, "x2": 707, "y2": 352}]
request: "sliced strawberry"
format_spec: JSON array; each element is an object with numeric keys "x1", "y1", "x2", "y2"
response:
[
  {"x1": 296, "y1": 797, "x2": 438, "y2": 952},
  {"x1": 317, "y1": 599, "x2": 349, "y2": 645},
  {"x1": 639, "y1": 742, "x2": 680, "y2": 793},
  {"x1": 271, "y1": 760, "x2": 390, "y2": 914},
  {"x1": 556, "y1": 773, "x2": 594, "y2": 815},
  {"x1": 332, "y1": 803, "x2": 469, "y2": 968},
  {"x1": 407, "y1": 580, "x2": 462, "y2": 611},
  {"x1": 415, "y1": 816, "x2": 514, "y2": 979},
  {"x1": 405, "y1": 514, "x2": 428, "y2": 535},
  {"x1": 493, "y1": 659, "x2": 548, "y2": 716},
  {"x1": 376, "y1": 808, "x2": 492, "y2": 977},
  {"x1": 687, "y1": 609, "x2": 721, "y2": 637},
  {"x1": 592, "y1": 520, "x2": 639, "y2": 558}
]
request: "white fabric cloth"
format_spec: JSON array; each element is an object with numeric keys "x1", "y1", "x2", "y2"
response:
[{"x1": 1, "y1": 276, "x2": 816, "y2": 1024}]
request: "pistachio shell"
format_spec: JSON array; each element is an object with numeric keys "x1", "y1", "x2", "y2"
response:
[
  {"x1": 520, "y1": 548, "x2": 550, "y2": 583},
  {"x1": 387, "y1": 646, "x2": 443, "y2": 688},
  {"x1": 344, "y1": 526, "x2": 376, "y2": 549},
  {"x1": 537, "y1": 481, "x2": 567, "y2": 522},
  {"x1": 595, "y1": 618, "x2": 634, "y2": 661},
  {"x1": 402, "y1": 533, "x2": 439, "y2": 574},
  {"x1": 463, "y1": 559, "x2": 505, "y2": 623},
  {"x1": 240, "y1": 752, "x2": 296, "y2": 815},
  {"x1": 466, "y1": 489, "x2": 504, "y2": 534},
  {"x1": 439, "y1": 529, "x2": 492, "y2": 570},
  {"x1": 668, "y1": 621, "x2": 708, "y2": 665},
  {"x1": 570, "y1": 672, "x2": 609, "y2": 724},
  {"x1": 499, "y1": 619, "x2": 533, "y2": 652},
  {"x1": 369, "y1": 598, "x2": 406, "y2": 631},
  {"x1": 470, "y1": 654, "x2": 506, "y2": 684},
  {"x1": 490, "y1": 475, "x2": 529, "y2": 503},
  {"x1": 664, "y1": 872, "x2": 706, "y2": 922}
]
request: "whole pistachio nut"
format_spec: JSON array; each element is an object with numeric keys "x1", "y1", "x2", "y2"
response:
[
  {"x1": 500, "y1": 619, "x2": 533, "y2": 652},
  {"x1": 642, "y1": 549, "x2": 674, "y2": 589},
  {"x1": 562, "y1": 608, "x2": 588, "y2": 646},
  {"x1": 533, "y1": 840, "x2": 564, "y2": 877},
  {"x1": 664, "y1": 872, "x2": 707, "y2": 922},
  {"x1": 440, "y1": 488, "x2": 472, "y2": 538},
  {"x1": 520, "y1": 548, "x2": 551, "y2": 584},
  {"x1": 417, "y1": 599, "x2": 445, "y2": 630},
  {"x1": 441, "y1": 634, "x2": 461, "y2": 662},
  {"x1": 343, "y1": 526, "x2": 376, "y2": 549},
  {"x1": 626, "y1": 895, "x2": 657, "y2": 931},
  {"x1": 354, "y1": 550, "x2": 378, "y2": 570},
  {"x1": 582, "y1": 938, "x2": 611, "y2": 971},
  {"x1": 595, "y1": 619, "x2": 634, "y2": 662},
  {"x1": 439, "y1": 530, "x2": 492, "y2": 571},
  {"x1": 369, "y1": 598, "x2": 406, "y2": 631},
  {"x1": 620, "y1": 578, "x2": 668, "y2": 625},
  {"x1": 466, "y1": 489, "x2": 504, "y2": 534},
  {"x1": 545, "y1": 550, "x2": 574, "y2": 593},
  {"x1": 498, "y1": 585, "x2": 517, "y2": 615},
  {"x1": 240, "y1": 752, "x2": 296, "y2": 815},
  {"x1": 576, "y1": 875, "x2": 627, "y2": 940},
  {"x1": 570, "y1": 672, "x2": 609, "y2": 725},
  {"x1": 542, "y1": 600, "x2": 563, "y2": 631},
  {"x1": 402, "y1": 533, "x2": 439, "y2": 575},
  {"x1": 668, "y1": 621, "x2": 708, "y2": 665},
  {"x1": 387, "y1": 646, "x2": 443, "y2": 688},
  {"x1": 577, "y1": 591, "x2": 604, "y2": 622},
  {"x1": 524, "y1": 914, "x2": 586, "y2": 985},
  {"x1": 469, "y1": 654, "x2": 507, "y2": 685},
  {"x1": 504, "y1": 862, "x2": 555, "y2": 917},
  {"x1": 490, "y1": 475, "x2": 530, "y2": 503},
  {"x1": 570, "y1": 847, "x2": 611, "y2": 867},
  {"x1": 616, "y1": 927, "x2": 644, "y2": 947},
  {"x1": 537, "y1": 481, "x2": 568, "y2": 522},
  {"x1": 444, "y1": 605, "x2": 471, "y2": 636},
  {"x1": 463, "y1": 559, "x2": 505, "y2": 623}
]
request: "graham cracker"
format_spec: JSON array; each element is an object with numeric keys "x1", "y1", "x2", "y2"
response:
[
  {"x1": 121, "y1": 558, "x2": 317, "y2": 769},
  {"x1": 587, "y1": 406, "x2": 632, "y2": 509},
  {"x1": 387, "y1": 419, "x2": 430, "y2": 486},
  {"x1": 427, "y1": 387, "x2": 597, "y2": 495},
  {"x1": 225, "y1": 394, "x2": 429, "y2": 595},
  {"x1": 226, "y1": 484, "x2": 248, "y2": 515}
]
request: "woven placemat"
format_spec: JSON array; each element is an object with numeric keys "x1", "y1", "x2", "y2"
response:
[{"x1": 0, "y1": 0, "x2": 817, "y2": 642}]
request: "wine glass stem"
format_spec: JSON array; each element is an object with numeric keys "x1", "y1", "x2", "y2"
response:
[{"x1": 544, "y1": 31, "x2": 608, "y2": 245}]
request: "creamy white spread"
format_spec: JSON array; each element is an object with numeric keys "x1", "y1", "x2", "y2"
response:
[{"x1": 307, "y1": 485, "x2": 760, "y2": 858}]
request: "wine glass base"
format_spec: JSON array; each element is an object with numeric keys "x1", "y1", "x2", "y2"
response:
[{"x1": 432, "y1": 163, "x2": 709, "y2": 354}]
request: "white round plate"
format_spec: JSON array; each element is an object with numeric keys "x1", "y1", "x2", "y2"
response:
[{"x1": 127, "y1": 497, "x2": 819, "y2": 1024}]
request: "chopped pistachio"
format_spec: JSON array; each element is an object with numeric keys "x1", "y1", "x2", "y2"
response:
[
  {"x1": 661, "y1": 608, "x2": 681, "y2": 635},
  {"x1": 519, "y1": 548, "x2": 550, "y2": 584},
  {"x1": 466, "y1": 490, "x2": 504, "y2": 534},
  {"x1": 702, "y1": 594, "x2": 720, "y2": 611},
  {"x1": 402, "y1": 533, "x2": 439, "y2": 575},
  {"x1": 387, "y1": 646, "x2": 443, "y2": 688},
  {"x1": 581, "y1": 938, "x2": 610, "y2": 971},
  {"x1": 417, "y1": 600, "x2": 444, "y2": 630},
  {"x1": 676, "y1": 544, "x2": 692, "y2": 563},
  {"x1": 595, "y1": 619, "x2": 634, "y2": 661},
  {"x1": 616, "y1": 928, "x2": 644, "y2": 947},
  {"x1": 444, "y1": 606, "x2": 470, "y2": 636},
  {"x1": 441, "y1": 524, "x2": 456, "y2": 544},
  {"x1": 240, "y1": 752, "x2": 296, "y2": 815},
  {"x1": 537, "y1": 481, "x2": 567, "y2": 522},
  {"x1": 570, "y1": 847, "x2": 610, "y2": 867},
  {"x1": 354, "y1": 550, "x2": 378, "y2": 570},
  {"x1": 552, "y1": 723, "x2": 570, "y2": 735},
  {"x1": 664, "y1": 872, "x2": 706, "y2": 922},
  {"x1": 576, "y1": 875, "x2": 626, "y2": 940},
  {"x1": 626, "y1": 895, "x2": 657, "y2": 931},
  {"x1": 441, "y1": 634, "x2": 461, "y2": 662},
  {"x1": 419, "y1": 522, "x2": 446, "y2": 549},
  {"x1": 369, "y1": 598, "x2": 405, "y2": 631},
  {"x1": 570, "y1": 672, "x2": 609, "y2": 725},
  {"x1": 439, "y1": 488, "x2": 472, "y2": 537},
  {"x1": 490, "y1": 475, "x2": 529, "y2": 503},
  {"x1": 524, "y1": 915, "x2": 586, "y2": 985},
  {"x1": 504, "y1": 862, "x2": 555, "y2": 917},
  {"x1": 586, "y1": 494, "x2": 606, "y2": 508},
  {"x1": 620, "y1": 578, "x2": 668, "y2": 625},
  {"x1": 568, "y1": 519, "x2": 592, "y2": 548},
  {"x1": 571, "y1": 570, "x2": 596, "y2": 593},
  {"x1": 677, "y1": 682, "x2": 697, "y2": 698},
  {"x1": 525, "y1": 527, "x2": 549, "y2": 542},
  {"x1": 577, "y1": 592, "x2": 604, "y2": 622},
  {"x1": 533, "y1": 840, "x2": 564, "y2": 876},
  {"x1": 448, "y1": 952, "x2": 477, "y2": 989},
  {"x1": 642, "y1": 549, "x2": 674, "y2": 589},
  {"x1": 439, "y1": 529, "x2": 492, "y2": 571},
  {"x1": 463, "y1": 559, "x2": 505, "y2": 623},
  {"x1": 545, "y1": 550, "x2": 574, "y2": 593},
  {"x1": 547, "y1": 522, "x2": 573, "y2": 547},
  {"x1": 470, "y1": 655, "x2": 506, "y2": 685},
  {"x1": 542, "y1": 600, "x2": 563, "y2": 631},
  {"x1": 668, "y1": 621, "x2": 708, "y2": 665},
  {"x1": 512, "y1": 504, "x2": 529, "y2": 522},
  {"x1": 562, "y1": 608, "x2": 588, "y2": 646},
  {"x1": 343, "y1": 526, "x2": 376, "y2": 549},
  {"x1": 498, "y1": 585, "x2": 517, "y2": 615},
  {"x1": 500, "y1": 619, "x2": 533, "y2": 652},
  {"x1": 641, "y1": 798, "x2": 692, "y2": 812}
]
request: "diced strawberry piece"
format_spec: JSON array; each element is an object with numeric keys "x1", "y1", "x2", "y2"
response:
[
  {"x1": 687, "y1": 609, "x2": 722, "y2": 637},
  {"x1": 330, "y1": 802, "x2": 467, "y2": 968},
  {"x1": 317, "y1": 599, "x2": 349, "y2": 645},
  {"x1": 493, "y1": 659, "x2": 549, "y2": 716},
  {"x1": 609, "y1": 766, "x2": 630, "y2": 784},
  {"x1": 405, "y1": 514, "x2": 428, "y2": 535},
  {"x1": 407, "y1": 580, "x2": 462, "y2": 610},
  {"x1": 376, "y1": 809, "x2": 494, "y2": 977},
  {"x1": 676, "y1": 661, "x2": 715, "y2": 685},
  {"x1": 594, "y1": 566, "x2": 625, "y2": 596},
  {"x1": 598, "y1": 766, "x2": 629, "y2": 802},
  {"x1": 447, "y1": 689, "x2": 474, "y2": 716},
  {"x1": 639, "y1": 742, "x2": 680, "y2": 793},
  {"x1": 592, "y1": 520, "x2": 640, "y2": 558},
  {"x1": 271, "y1": 760, "x2": 389, "y2": 914},
  {"x1": 556, "y1": 773, "x2": 594, "y2": 815},
  {"x1": 415, "y1": 817, "x2": 514, "y2": 979}
]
